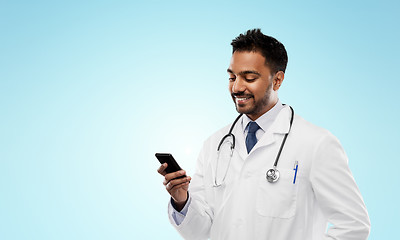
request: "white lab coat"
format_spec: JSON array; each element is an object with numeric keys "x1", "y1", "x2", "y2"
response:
[{"x1": 168, "y1": 106, "x2": 370, "y2": 239}]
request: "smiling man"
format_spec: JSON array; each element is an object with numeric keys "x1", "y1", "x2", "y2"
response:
[
  {"x1": 158, "y1": 29, "x2": 370, "y2": 239},
  {"x1": 228, "y1": 50, "x2": 283, "y2": 120}
]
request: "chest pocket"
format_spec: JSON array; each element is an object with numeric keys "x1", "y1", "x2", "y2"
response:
[{"x1": 256, "y1": 168, "x2": 299, "y2": 218}]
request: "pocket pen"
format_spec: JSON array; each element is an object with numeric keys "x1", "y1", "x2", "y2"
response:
[{"x1": 293, "y1": 161, "x2": 298, "y2": 184}]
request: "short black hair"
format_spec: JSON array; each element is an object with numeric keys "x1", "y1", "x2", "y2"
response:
[{"x1": 231, "y1": 29, "x2": 288, "y2": 73}]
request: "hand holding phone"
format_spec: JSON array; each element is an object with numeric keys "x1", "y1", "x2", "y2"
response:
[
  {"x1": 156, "y1": 153, "x2": 191, "y2": 211},
  {"x1": 155, "y1": 153, "x2": 186, "y2": 178}
]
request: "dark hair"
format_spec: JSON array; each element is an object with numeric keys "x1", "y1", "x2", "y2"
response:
[{"x1": 231, "y1": 29, "x2": 288, "y2": 73}]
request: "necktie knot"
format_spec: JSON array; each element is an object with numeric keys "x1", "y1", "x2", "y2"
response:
[{"x1": 248, "y1": 121, "x2": 260, "y2": 134}]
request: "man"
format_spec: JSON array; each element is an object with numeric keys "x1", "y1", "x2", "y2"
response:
[{"x1": 157, "y1": 29, "x2": 370, "y2": 239}]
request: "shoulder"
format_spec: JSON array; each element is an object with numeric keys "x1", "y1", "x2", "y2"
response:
[
  {"x1": 203, "y1": 123, "x2": 232, "y2": 146},
  {"x1": 194, "y1": 122, "x2": 233, "y2": 163},
  {"x1": 290, "y1": 114, "x2": 347, "y2": 171},
  {"x1": 292, "y1": 114, "x2": 338, "y2": 144},
  {"x1": 199, "y1": 114, "x2": 244, "y2": 153}
]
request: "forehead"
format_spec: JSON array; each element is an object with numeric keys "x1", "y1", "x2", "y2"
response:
[{"x1": 229, "y1": 51, "x2": 270, "y2": 74}]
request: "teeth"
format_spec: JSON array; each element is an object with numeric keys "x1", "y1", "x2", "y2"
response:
[{"x1": 236, "y1": 97, "x2": 249, "y2": 101}]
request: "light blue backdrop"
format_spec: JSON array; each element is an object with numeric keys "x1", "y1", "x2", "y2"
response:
[{"x1": 1, "y1": 0, "x2": 398, "y2": 239}]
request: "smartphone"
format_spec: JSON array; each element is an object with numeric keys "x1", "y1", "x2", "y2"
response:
[{"x1": 155, "y1": 153, "x2": 186, "y2": 178}]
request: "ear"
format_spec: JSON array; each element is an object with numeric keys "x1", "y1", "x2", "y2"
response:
[{"x1": 273, "y1": 71, "x2": 285, "y2": 91}]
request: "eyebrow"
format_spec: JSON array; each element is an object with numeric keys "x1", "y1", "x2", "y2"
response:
[{"x1": 227, "y1": 69, "x2": 261, "y2": 76}]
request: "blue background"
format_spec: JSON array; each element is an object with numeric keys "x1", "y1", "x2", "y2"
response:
[{"x1": 1, "y1": 0, "x2": 399, "y2": 239}]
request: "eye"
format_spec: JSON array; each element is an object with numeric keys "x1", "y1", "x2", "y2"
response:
[
  {"x1": 229, "y1": 76, "x2": 236, "y2": 81},
  {"x1": 245, "y1": 77, "x2": 257, "y2": 82},
  {"x1": 244, "y1": 74, "x2": 258, "y2": 82}
]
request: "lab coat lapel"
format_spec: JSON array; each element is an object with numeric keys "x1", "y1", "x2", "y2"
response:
[
  {"x1": 232, "y1": 115, "x2": 247, "y2": 161},
  {"x1": 252, "y1": 106, "x2": 292, "y2": 152},
  {"x1": 212, "y1": 119, "x2": 246, "y2": 216}
]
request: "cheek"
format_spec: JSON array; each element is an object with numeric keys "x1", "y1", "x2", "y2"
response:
[
  {"x1": 228, "y1": 82, "x2": 234, "y2": 92},
  {"x1": 251, "y1": 85, "x2": 267, "y2": 99}
]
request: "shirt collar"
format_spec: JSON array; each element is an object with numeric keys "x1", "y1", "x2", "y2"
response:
[{"x1": 241, "y1": 99, "x2": 284, "y2": 133}]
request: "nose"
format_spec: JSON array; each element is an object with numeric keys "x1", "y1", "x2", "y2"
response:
[{"x1": 232, "y1": 77, "x2": 246, "y2": 93}]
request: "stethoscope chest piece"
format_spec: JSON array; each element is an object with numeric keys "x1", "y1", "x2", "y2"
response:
[{"x1": 266, "y1": 168, "x2": 280, "y2": 183}]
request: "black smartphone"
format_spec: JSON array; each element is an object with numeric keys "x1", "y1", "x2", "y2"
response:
[{"x1": 155, "y1": 153, "x2": 186, "y2": 178}]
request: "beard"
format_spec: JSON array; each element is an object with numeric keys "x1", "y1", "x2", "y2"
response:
[{"x1": 232, "y1": 82, "x2": 273, "y2": 117}]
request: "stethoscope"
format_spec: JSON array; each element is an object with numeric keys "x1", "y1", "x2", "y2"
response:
[{"x1": 214, "y1": 106, "x2": 294, "y2": 187}]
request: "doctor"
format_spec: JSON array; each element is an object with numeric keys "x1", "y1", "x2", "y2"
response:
[{"x1": 157, "y1": 29, "x2": 370, "y2": 239}]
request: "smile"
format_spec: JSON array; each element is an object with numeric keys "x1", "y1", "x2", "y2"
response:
[
  {"x1": 234, "y1": 96, "x2": 252, "y2": 104},
  {"x1": 235, "y1": 97, "x2": 250, "y2": 101}
]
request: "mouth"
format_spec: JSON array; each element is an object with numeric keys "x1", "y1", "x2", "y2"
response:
[{"x1": 234, "y1": 96, "x2": 253, "y2": 105}]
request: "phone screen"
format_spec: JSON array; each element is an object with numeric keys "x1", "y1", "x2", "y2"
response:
[{"x1": 155, "y1": 153, "x2": 186, "y2": 178}]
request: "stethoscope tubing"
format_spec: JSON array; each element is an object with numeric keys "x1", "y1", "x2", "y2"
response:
[
  {"x1": 215, "y1": 105, "x2": 294, "y2": 185},
  {"x1": 272, "y1": 106, "x2": 294, "y2": 167},
  {"x1": 217, "y1": 113, "x2": 243, "y2": 152}
]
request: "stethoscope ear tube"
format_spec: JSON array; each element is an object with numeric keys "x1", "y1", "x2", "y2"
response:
[{"x1": 217, "y1": 113, "x2": 243, "y2": 151}]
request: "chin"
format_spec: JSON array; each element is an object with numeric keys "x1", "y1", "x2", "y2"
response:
[{"x1": 236, "y1": 105, "x2": 254, "y2": 115}]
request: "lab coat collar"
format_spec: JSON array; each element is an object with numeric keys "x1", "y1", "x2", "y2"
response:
[
  {"x1": 241, "y1": 99, "x2": 284, "y2": 135},
  {"x1": 232, "y1": 119, "x2": 248, "y2": 161},
  {"x1": 254, "y1": 105, "x2": 293, "y2": 150},
  {"x1": 232, "y1": 105, "x2": 293, "y2": 159},
  {"x1": 267, "y1": 104, "x2": 293, "y2": 134}
]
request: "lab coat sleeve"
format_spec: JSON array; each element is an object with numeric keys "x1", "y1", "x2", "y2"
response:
[
  {"x1": 168, "y1": 142, "x2": 214, "y2": 240},
  {"x1": 169, "y1": 195, "x2": 191, "y2": 225},
  {"x1": 310, "y1": 132, "x2": 371, "y2": 240}
]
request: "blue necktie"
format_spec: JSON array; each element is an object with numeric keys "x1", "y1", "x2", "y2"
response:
[{"x1": 246, "y1": 121, "x2": 260, "y2": 153}]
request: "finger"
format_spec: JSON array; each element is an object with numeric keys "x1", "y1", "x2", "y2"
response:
[
  {"x1": 164, "y1": 170, "x2": 186, "y2": 182},
  {"x1": 166, "y1": 176, "x2": 191, "y2": 191},
  {"x1": 164, "y1": 175, "x2": 191, "y2": 186},
  {"x1": 169, "y1": 180, "x2": 190, "y2": 191},
  {"x1": 157, "y1": 163, "x2": 168, "y2": 176}
]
